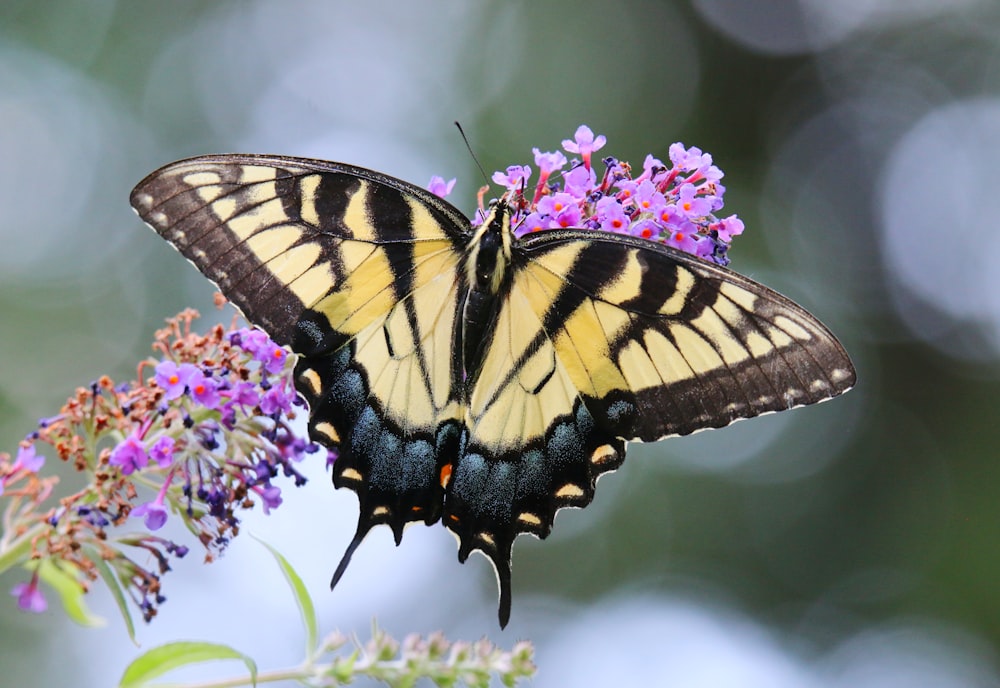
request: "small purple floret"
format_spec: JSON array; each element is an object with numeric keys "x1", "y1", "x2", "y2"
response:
[
  {"x1": 109, "y1": 432, "x2": 149, "y2": 475},
  {"x1": 427, "y1": 175, "x2": 456, "y2": 198},
  {"x1": 11, "y1": 578, "x2": 46, "y2": 613},
  {"x1": 133, "y1": 501, "x2": 169, "y2": 530}
]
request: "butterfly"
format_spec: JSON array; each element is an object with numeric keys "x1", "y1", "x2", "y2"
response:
[{"x1": 131, "y1": 154, "x2": 855, "y2": 627}]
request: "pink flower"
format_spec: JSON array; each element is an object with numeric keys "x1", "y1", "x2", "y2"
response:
[
  {"x1": 532, "y1": 148, "x2": 568, "y2": 177},
  {"x1": 13, "y1": 444, "x2": 44, "y2": 473},
  {"x1": 716, "y1": 215, "x2": 745, "y2": 241},
  {"x1": 674, "y1": 183, "x2": 713, "y2": 219},
  {"x1": 562, "y1": 125, "x2": 607, "y2": 170},
  {"x1": 154, "y1": 360, "x2": 197, "y2": 401},
  {"x1": 11, "y1": 575, "x2": 46, "y2": 613},
  {"x1": 595, "y1": 197, "x2": 629, "y2": 235},
  {"x1": 427, "y1": 175, "x2": 456, "y2": 198},
  {"x1": 492, "y1": 165, "x2": 532, "y2": 192},
  {"x1": 188, "y1": 371, "x2": 221, "y2": 409}
]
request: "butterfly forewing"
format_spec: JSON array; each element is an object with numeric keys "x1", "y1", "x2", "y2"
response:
[{"x1": 130, "y1": 155, "x2": 471, "y2": 343}]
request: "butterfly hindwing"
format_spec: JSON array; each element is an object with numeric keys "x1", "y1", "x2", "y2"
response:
[
  {"x1": 445, "y1": 265, "x2": 627, "y2": 624},
  {"x1": 444, "y1": 229, "x2": 855, "y2": 623}
]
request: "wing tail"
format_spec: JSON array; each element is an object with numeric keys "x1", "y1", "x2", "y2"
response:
[{"x1": 330, "y1": 518, "x2": 372, "y2": 590}]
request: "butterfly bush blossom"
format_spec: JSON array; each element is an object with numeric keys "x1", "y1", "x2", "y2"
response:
[
  {"x1": 431, "y1": 124, "x2": 745, "y2": 266},
  {"x1": 0, "y1": 308, "x2": 321, "y2": 622}
]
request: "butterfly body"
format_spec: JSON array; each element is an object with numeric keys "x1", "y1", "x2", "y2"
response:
[{"x1": 132, "y1": 154, "x2": 855, "y2": 627}]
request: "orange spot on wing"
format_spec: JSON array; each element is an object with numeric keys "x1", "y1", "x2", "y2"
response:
[{"x1": 439, "y1": 463, "x2": 453, "y2": 489}]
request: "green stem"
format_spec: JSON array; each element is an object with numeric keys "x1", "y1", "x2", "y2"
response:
[{"x1": 141, "y1": 666, "x2": 317, "y2": 688}]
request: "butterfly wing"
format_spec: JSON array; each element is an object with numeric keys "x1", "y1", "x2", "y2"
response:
[
  {"x1": 514, "y1": 230, "x2": 856, "y2": 439},
  {"x1": 131, "y1": 154, "x2": 471, "y2": 553},
  {"x1": 446, "y1": 229, "x2": 856, "y2": 625}
]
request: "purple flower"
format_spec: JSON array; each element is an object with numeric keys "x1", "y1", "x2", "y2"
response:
[
  {"x1": 228, "y1": 381, "x2": 260, "y2": 407},
  {"x1": 695, "y1": 236, "x2": 716, "y2": 260},
  {"x1": 536, "y1": 193, "x2": 581, "y2": 230},
  {"x1": 259, "y1": 385, "x2": 294, "y2": 416},
  {"x1": 149, "y1": 436, "x2": 176, "y2": 468},
  {"x1": 630, "y1": 218, "x2": 661, "y2": 241},
  {"x1": 716, "y1": 215, "x2": 745, "y2": 241},
  {"x1": 133, "y1": 472, "x2": 174, "y2": 530},
  {"x1": 109, "y1": 431, "x2": 149, "y2": 475},
  {"x1": 562, "y1": 165, "x2": 597, "y2": 197},
  {"x1": 219, "y1": 403, "x2": 237, "y2": 430},
  {"x1": 10, "y1": 576, "x2": 46, "y2": 613},
  {"x1": 615, "y1": 179, "x2": 638, "y2": 203},
  {"x1": 633, "y1": 180, "x2": 667, "y2": 215},
  {"x1": 155, "y1": 361, "x2": 198, "y2": 401},
  {"x1": 536, "y1": 193, "x2": 577, "y2": 218},
  {"x1": 657, "y1": 204, "x2": 678, "y2": 227},
  {"x1": 258, "y1": 343, "x2": 288, "y2": 375},
  {"x1": 188, "y1": 371, "x2": 221, "y2": 409},
  {"x1": 514, "y1": 212, "x2": 547, "y2": 237},
  {"x1": 665, "y1": 223, "x2": 702, "y2": 254},
  {"x1": 674, "y1": 183, "x2": 713, "y2": 219},
  {"x1": 532, "y1": 148, "x2": 567, "y2": 177},
  {"x1": 562, "y1": 125, "x2": 606, "y2": 169},
  {"x1": 427, "y1": 175, "x2": 456, "y2": 198},
  {"x1": 669, "y1": 142, "x2": 711, "y2": 172},
  {"x1": 235, "y1": 328, "x2": 271, "y2": 357},
  {"x1": 279, "y1": 435, "x2": 310, "y2": 462},
  {"x1": 14, "y1": 444, "x2": 44, "y2": 473},
  {"x1": 132, "y1": 500, "x2": 169, "y2": 530},
  {"x1": 595, "y1": 196, "x2": 629, "y2": 234},
  {"x1": 642, "y1": 154, "x2": 666, "y2": 179},
  {"x1": 492, "y1": 165, "x2": 532, "y2": 192},
  {"x1": 258, "y1": 485, "x2": 283, "y2": 515},
  {"x1": 478, "y1": 127, "x2": 745, "y2": 265}
]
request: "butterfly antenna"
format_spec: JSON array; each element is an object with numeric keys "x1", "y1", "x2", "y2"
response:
[{"x1": 455, "y1": 121, "x2": 491, "y2": 188}]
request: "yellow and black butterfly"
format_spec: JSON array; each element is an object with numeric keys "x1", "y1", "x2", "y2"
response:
[{"x1": 131, "y1": 154, "x2": 855, "y2": 627}]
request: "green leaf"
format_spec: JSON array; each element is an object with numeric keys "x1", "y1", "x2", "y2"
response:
[
  {"x1": 90, "y1": 548, "x2": 137, "y2": 643},
  {"x1": 119, "y1": 641, "x2": 258, "y2": 688},
  {"x1": 252, "y1": 535, "x2": 318, "y2": 655},
  {"x1": 36, "y1": 559, "x2": 105, "y2": 628}
]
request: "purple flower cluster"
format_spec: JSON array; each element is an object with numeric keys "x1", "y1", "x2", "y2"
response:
[
  {"x1": 431, "y1": 125, "x2": 745, "y2": 266},
  {"x1": 2, "y1": 310, "x2": 323, "y2": 623},
  {"x1": 104, "y1": 326, "x2": 315, "y2": 537}
]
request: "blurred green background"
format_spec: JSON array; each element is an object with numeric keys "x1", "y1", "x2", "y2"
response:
[{"x1": 3, "y1": 1, "x2": 1000, "y2": 685}]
